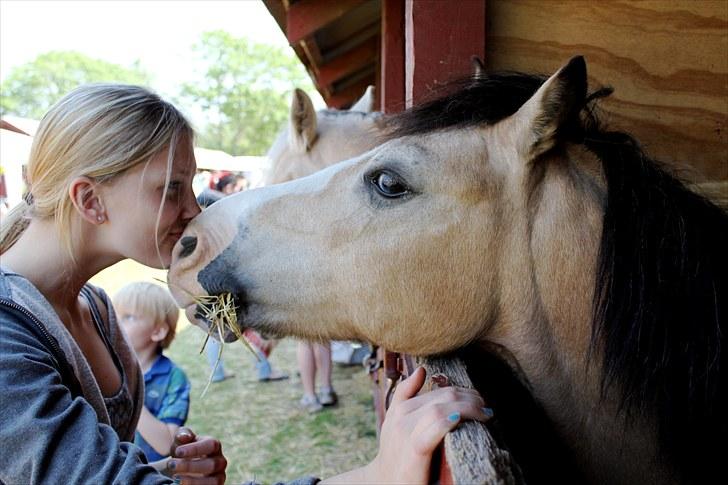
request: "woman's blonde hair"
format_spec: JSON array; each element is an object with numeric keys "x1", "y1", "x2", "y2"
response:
[
  {"x1": 0, "y1": 84, "x2": 193, "y2": 260},
  {"x1": 114, "y1": 282, "x2": 180, "y2": 349}
]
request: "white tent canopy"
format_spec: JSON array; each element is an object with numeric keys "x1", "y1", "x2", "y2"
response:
[
  {"x1": 193, "y1": 147, "x2": 270, "y2": 188},
  {"x1": 193, "y1": 147, "x2": 268, "y2": 172}
]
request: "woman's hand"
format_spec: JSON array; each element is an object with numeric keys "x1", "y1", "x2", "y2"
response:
[
  {"x1": 366, "y1": 366, "x2": 492, "y2": 484},
  {"x1": 166, "y1": 427, "x2": 227, "y2": 485}
]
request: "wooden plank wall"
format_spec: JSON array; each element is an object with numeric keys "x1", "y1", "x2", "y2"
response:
[{"x1": 486, "y1": 0, "x2": 728, "y2": 182}]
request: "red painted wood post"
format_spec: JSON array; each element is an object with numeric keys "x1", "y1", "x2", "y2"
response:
[
  {"x1": 404, "y1": 0, "x2": 486, "y2": 108},
  {"x1": 402, "y1": 2, "x2": 486, "y2": 483},
  {"x1": 380, "y1": 0, "x2": 405, "y2": 113},
  {"x1": 286, "y1": 0, "x2": 368, "y2": 44},
  {"x1": 370, "y1": 0, "x2": 407, "y2": 434}
]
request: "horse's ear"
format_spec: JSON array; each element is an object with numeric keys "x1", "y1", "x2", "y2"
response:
[
  {"x1": 471, "y1": 56, "x2": 485, "y2": 78},
  {"x1": 511, "y1": 56, "x2": 587, "y2": 160},
  {"x1": 289, "y1": 88, "x2": 317, "y2": 152},
  {"x1": 350, "y1": 85, "x2": 375, "y2": 113}
]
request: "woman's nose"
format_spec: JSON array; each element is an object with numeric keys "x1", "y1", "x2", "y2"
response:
[
  {"x1": 178, "y1": 236, "x2": 197, "y2": 258},
  {"x1": 185, "y1": 190, "x2": 202, "y2": 218}
]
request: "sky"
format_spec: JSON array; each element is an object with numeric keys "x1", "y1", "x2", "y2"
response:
[{"x1": 0, "y1": 0, "x2": 324, "y2": 121}]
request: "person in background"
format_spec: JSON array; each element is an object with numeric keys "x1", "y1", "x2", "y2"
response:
[
  {"x1": 243, "y1": 328, "x2": 288, "y2": 382},
  {"x1": 298, "y1": 342, "x2": 336, "y2": 412},
  {"x1": 114, "y1": 282, "x2": 190, "y2": 462},
  {"x1": 216, "y1": 173, "x2": 248, "y2": 194}
]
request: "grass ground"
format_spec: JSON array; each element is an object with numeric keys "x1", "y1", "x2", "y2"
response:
[{"x1": 92, "y1": 260, "x2": 378, "y2": 485}]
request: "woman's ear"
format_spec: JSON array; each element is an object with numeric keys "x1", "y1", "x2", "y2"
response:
[{"x1": 69, "y1": 176, "x2": 107, "y2": 224}]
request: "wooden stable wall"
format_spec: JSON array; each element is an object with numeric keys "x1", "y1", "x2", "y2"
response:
[{"x1": 485, "y1": 0, "x2": 728, "y2": 182}]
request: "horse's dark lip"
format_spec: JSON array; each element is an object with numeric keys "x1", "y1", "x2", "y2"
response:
[
  {"x1": 187, "y1": 293, "x2": 247, "y2": 339},
  {"x1": 192, "y1": 293, "x2": 245, "y2": 320}
]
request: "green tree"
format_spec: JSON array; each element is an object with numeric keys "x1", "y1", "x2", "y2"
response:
[
  {"x1": 0, "y1": 51, "x2": 150, "y2": 119},
  {"x1": 178, "y1": 30, "x2": 314, "y2": 155}
]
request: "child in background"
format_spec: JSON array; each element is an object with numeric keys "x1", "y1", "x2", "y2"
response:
[{"x1": 114, "y1": 282, "x2": 191, "y2": 462}]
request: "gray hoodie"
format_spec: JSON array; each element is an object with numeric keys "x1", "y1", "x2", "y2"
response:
[{"x1": 0, "y1": 267, "x2": 171, "y2": 484}]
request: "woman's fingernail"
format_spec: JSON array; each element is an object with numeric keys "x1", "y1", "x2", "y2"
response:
[
  {"x1": 447, "y1": 412, "x2": 460, "y2": 422},
  {"x1": 483, "y1": 407, "x2": 494, "y2": 418},
  {"x1": 168, "y1": 460, "x2": 176, "y2": 470},
  {"x1": 176, "y1": 449, "x2": 186, "y2": 458},
  {"x1": 431, "y1": 373, "x2": 450, "y2": 388}
]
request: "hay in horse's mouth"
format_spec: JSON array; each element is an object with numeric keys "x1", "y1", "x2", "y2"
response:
[
  {"x1": 160, "y1": 279, "x2": 257, "y2": 396},
  {"x1": 192, "y1": 292, "x2": 259, "y2": 396}
]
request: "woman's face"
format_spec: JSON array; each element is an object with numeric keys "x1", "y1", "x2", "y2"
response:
[{"x1": 102, "y1": 137, "x2": 200, "y2": 269}]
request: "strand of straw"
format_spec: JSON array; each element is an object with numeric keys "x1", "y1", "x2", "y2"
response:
[{"x1": 156, "y1": 279, "x2": 259, "y2": 397}]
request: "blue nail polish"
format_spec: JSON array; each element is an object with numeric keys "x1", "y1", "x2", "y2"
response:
[
  {"x1": 168, "y1": 460, "x2": 176, "y2": 470},
  {"x1": 447, "y1": 412, "x2": 460, "y2": 422},
  {"x1": 483, "y1": 407, "x2": 494, "y2": 418}
]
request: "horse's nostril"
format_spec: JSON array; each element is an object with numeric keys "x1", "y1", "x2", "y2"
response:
[{"x1": 179, "y1": 236, "x2": 198, "y2": 258}]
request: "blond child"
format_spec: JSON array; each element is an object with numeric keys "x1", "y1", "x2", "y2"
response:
[{"x1": 115, "y1": 282, "x2": 191, "y2": 462}]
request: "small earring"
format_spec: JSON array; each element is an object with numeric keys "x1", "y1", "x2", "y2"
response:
[{"x1": 97, "y1": 215, "x2": 104, "y2": 223}]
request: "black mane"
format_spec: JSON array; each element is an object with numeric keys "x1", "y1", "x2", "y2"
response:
[
  {"x1": 386, "y1": 72, "x2": 728, "y2": 482},
  {"x1": 384, "y1": 73, "x2": 548, "y2": 137}
]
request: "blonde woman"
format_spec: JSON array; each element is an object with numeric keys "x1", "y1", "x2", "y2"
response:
[
  {"x1": 0, "y1": 84, "x2": 225, "y2": 484},
  {"x1": 0, "y1": 84, "x2": 490, "y2": 485}
]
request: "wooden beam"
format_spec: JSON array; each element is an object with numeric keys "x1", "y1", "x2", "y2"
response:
[
  {"x1": 381, "y1": 0, "x2": 405, "y2": 113},
  {"x1": 0, "y1": 120, "x2": 31, "y2": 136},
  {"x1": 404, "y1": 0, "x2": 485, "y2": 107},
  {"x1": 299, "y1": 36, "x2": 333, "y2": 98},
  {"x1": 335, "y1": 65, "x2": 376, "y2": 92},
  {"x1": 261, "y1": 0, "x2": 287, "y2": 36},
  {"x1": 322, "y1": 21, "x2": 380, "y2": 62},
  {"x1": 287, "y1": 0, "x2": 368, "y2": 44},
  {"x1": 325, "y1": 77, "x2": 375, "y2": 109},
  {"x1": 299, "y1": 35, "x2": 324, "y2": 72},
  {"x1": 419, "y1": 356, "x2": 524, "y2": 484},
  {"x1": 316, "y1": 37, "x2": 378, "y2": 88}
]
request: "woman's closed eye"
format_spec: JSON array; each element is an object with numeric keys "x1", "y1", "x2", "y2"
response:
[{"x1": 165, "y1": 181, "x2": 182, "y2": 198}]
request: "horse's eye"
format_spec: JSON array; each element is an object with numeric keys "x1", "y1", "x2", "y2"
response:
[{"x1": 372, "y1": 171, "x2": 409, "y2": 198}]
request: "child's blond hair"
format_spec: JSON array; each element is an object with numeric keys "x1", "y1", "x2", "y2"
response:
[{"x1": 114, "y1": 282, "x2": 180, "y2": 349}]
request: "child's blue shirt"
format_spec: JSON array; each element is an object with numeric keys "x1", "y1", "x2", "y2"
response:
[{"x1": 135, "y1": 353, "x2": 191, "y2": 461}]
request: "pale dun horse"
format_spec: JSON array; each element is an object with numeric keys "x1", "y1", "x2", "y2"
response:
[
  {"x1": 169, "y1": 57, "x2": 727, "y2": 484},
  {"x1": 265, "y1": 85, "x2": 380, "y2": 184}
]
